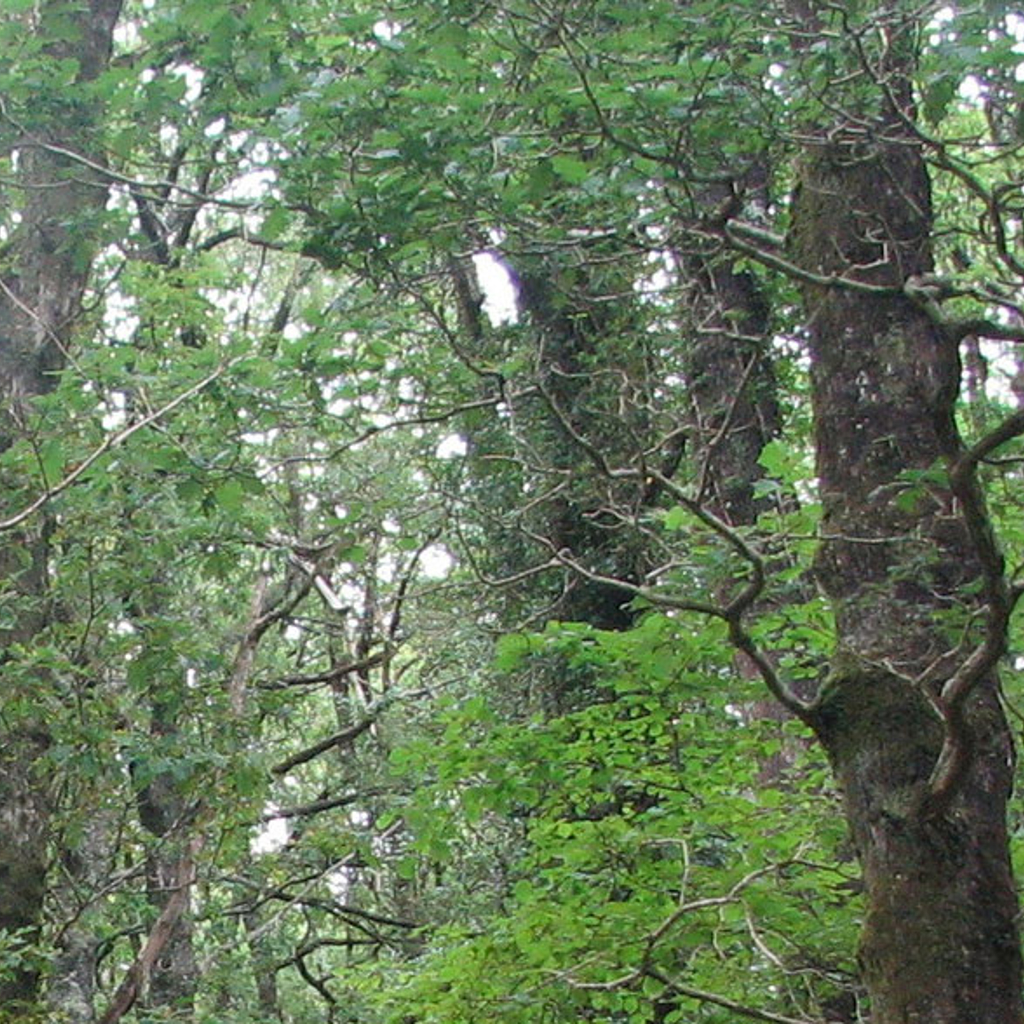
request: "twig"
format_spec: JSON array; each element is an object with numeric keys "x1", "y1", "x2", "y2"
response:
[
  {"x1": 0, "y1": 364, "x2": 228, "y2": 532},
  {"x1": 270, "y1": 689, "x2": 426, "y2": 776},
  {"x1": 241, "y1": 821, "x2": 402, "y2": 951},
  {"x1": 272, "y1": 390, "x2": 536, "y2": 469},
  {"x1": 643, "y1": 967, "x2": 826, "y2": 1024},
  {"x1": 23, "y1": 139, "x2": 260, "y2": 211},
  {"x1": 97, "y1": 835, "x2": 204, "y2": 1024}
]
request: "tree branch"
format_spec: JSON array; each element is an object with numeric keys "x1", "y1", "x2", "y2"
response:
[
  {"x1": 270, "y1": 717, "x2": 375, "y2": 776},
  {"x1": 643, "y1": 967, "x2": 830, "y2": 1024},
  {"x1": 269, "y1": 689, "x2": 426, "y2": 776},
  {"x1": 0, "y1": 364, "x2": 228, "y2": 533},
  {"x1": 97, "y1": 835, "x2": 204, "y2": 1024},
  {"x1": 918, "y1": 439, "x2": 1020, "y2": 817}
]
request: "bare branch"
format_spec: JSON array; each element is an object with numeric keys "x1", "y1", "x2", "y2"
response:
[
  {"x1": 723, "y1": 221, "x2": 900, "y2": 296},
  {"x1": 270, "y1": 718, "x2": 375, "y2": 776},
  {"x1": 963, "y1": 408, "x2": 1024, "y2": 468},
  {"x1": 229, "y1": 569, "x2": 313, "y2": 714},
  {"x1": 263, "y1": 651, "x2": 387, "y2": 689},
  {"x1": 264, "y1": 789, "x2": 380, "y2": 821},
  {"x1": 269, "y1": 689, "x2": 426, "y2": 776},
  {"x1": 22, "y1": 138, "x2": 260, "y2": 212},
  {"x1": 643, "y1": 967, "x2": 829, "y2": 1024},
  {"x1": 272, "y1": 390, "x2": 535, "y2": 469},
  {"x1": 97, "y1": 835, "x2": 204, "y2": 1024},
  {"x1": 918, "y1": 445, "x2": 1019, "y2": 816}
]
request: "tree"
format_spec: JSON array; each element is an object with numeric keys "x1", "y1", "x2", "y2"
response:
[
  {"x1": 0, "y1": 0, "x2": 123, "y2": 1011},
  {"x1": 334, "y1": 4, "x2": 1024, "y2": 1021},
  {"x1": 3, "y1": 2, "x2": 1024, "y2": 1023},
  {"x1": 787, "y1": 12, "x2": 1021, "y2": 1013}
]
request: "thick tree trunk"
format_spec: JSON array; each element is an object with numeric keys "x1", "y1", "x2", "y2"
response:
[
  {"x1": 791, "y1": 124, "x2": 1022, "y2": 1021},
  {"x1": 0, "y1": 0, "x2": 123, "y2": 1010},
  {"x1": 48, "y1": 810, "x2": 116, "y2": 1023},
  {"x1": 135, "y1": 694, "x2": 199, "y2": 1016},
  {"x1": 680, "y1": 172, "x2": 780, "y2": 528},
  {"x1": 516, "y1": 263, "x2": 650, "y2": 634}
]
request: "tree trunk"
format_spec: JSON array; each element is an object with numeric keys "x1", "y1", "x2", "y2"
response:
[
  {"x1": 48, "y1": 809, "x2": 116, "y2": 1023},
  {"x1": 0, "y1": 0, "x2": 123, "y2": 1010},
  {"x1": 791, "y1": 120, "x2": 1023, "y2": 1022},
  {"x1": 679, "y1": 171, "x2": 780, "y2": 529},
  {"x1": 135, "y1": 693, "x2": 199, "y2": 1016},
  {"x1": 516, "y1": 261, "x2": 651, "y2": 634}
]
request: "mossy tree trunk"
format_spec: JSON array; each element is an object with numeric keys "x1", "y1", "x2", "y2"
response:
[
  {"x1": 678, "y1": 169, "x2": 780, "y2": 530},
  {"x1": 791, "y1": 115, "x2": 1023, "y2": 1023},
  {"x1": 0, "y1": 0, "x2": 123, "y2": 1011}
]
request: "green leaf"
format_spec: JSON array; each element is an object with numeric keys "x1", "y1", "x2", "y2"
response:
[
  {"x1": 663, "y1": 506, "x2": 688, "y2": 531},
  {"x1": 550, "y1": 154, "x2": 589, "y2": 184},
  {"x1": 213, "y1": 478, "x2": 244, "y2": 512},
  {"x1": 923, "y1": 75, "x2": 957, "y2": 126},
  {"x1": 37, "y1": 439, "x2": 63, "y2": 484}
]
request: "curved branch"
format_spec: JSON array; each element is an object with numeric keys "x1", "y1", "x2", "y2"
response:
[
  {"x1": 722, "y1": 221, "x2": 900, "y2": 296},
  {"x1": 98, "y1": 835, "x2": 204, "y2": 1024},
  {"x1": 642, "y1": 968, "x2": 825, "y2": 1024},
  {"x1": 919, "y1": 442, "x2": 1020, "y2": 817}
]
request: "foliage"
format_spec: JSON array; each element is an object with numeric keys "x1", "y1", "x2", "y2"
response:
[
  {"x1": 376, "y1": 616, "x2": 857, "y2": 1022},
  {"x1": 2, "y1": 0, "x2": 1024, "y2": 1022}
]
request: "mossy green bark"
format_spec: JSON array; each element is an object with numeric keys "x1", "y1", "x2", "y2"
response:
[
  {"x1": 812, "y1": 660, "x2": 1019, "y2": 1023},
  {"x1": 793, "y1": 116, "x2": 1022, "y2": 1021}
]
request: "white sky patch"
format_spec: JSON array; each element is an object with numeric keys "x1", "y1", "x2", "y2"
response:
[
  {"x1": 103, "y1": 286, "x2": 139, "y2": 343},
  {"x1": 326, "y1": 391, "x2": 350, "y2": 417},
  {"x1": 473, "y1": 252, "x2": 518, "y2": 325},
  {"x1": 436, "y1": 433, "x2": 467, "y2": 459},
  {"x1": 102, "y1": 391, "x2": 127, "y2": 431},
  {"x1": 637, "y1": 249, "x2": 676, "y2": 300},
  {"x1": 374, "y1": 19, "x2": 402, "y2": 42},
  {"x1": 927, "y1": 5, "x2": 955, "y2": 37},
  {"x1": 113, "y1": 17, "x2": 141, "y2": 49},
  {"x1": 252, "y1": 808, "x2": 290, "y2": 855},
  {"x1": 420, "y1": 543, "x2": 454, "y2": 579},
  {"x1": 959, "y1": 74, "x2": 982, "y2": 100},
  {"x1": 241, "y1": 427, "x2": 280, "y2": 446},
  {"x1": 175, "y1": 64, "x2": 204, "y2": 104},
  {"x1": 326, "y1": 864, "x2": 353, "y2": 899},
  {"x1": 979, "y1": 337, "x2": 1024, "y2": 401}
]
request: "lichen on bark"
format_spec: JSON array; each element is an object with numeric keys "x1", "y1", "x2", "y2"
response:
[{"x1": 791, "y1": 113, "x2": 1022, "y2": 1022}]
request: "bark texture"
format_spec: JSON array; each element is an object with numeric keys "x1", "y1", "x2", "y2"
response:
[
  {"x1": 48, "y1": 809, "x2": 117, "y2": 1024},
  {"x1": 680, "y1": 173, "x2": 780, "y2": 528},
  {"x1": 792, "y1": 125, "x2": 1022, "y2": 1022},
  {"x1": 518, "y1": 262, "x2": 651, "y2": 633},
  {"x1": 0, "y1": 0, "x2": 123, "y2": 1010},
  {"x1": 135, "y1": 692, "x2": 199, "y2": 1015}
]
